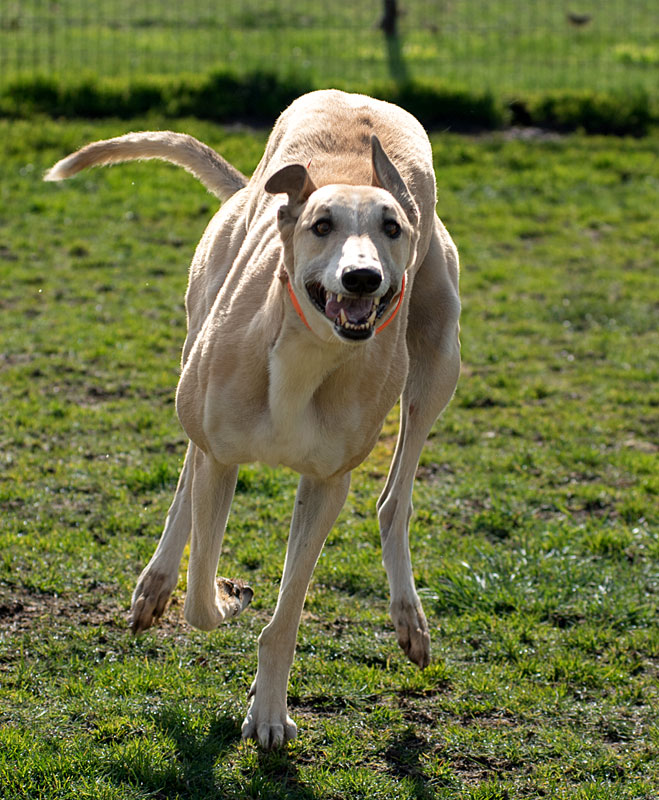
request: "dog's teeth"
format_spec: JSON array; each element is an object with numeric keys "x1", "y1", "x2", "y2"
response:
[
  {"x1": 339, "y1": 310, "x2": 347, "y2": 326},
  {"x1": 337, "y1": 293, "x2": 343, "y2": 303}
]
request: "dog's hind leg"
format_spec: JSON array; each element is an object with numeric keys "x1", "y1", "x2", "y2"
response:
[
  {"x1": 377, "y1": 220, "x2": 460, "y2": 668},
  {"x1": 130, "y1": 441, "x2": 196, "y2": 633},
  {"x1": 183, "y1": 448, "x2": 252, "y2": 630},
  {"x1": 242, "y1": 472, "x2": 351, "y2": 748}
]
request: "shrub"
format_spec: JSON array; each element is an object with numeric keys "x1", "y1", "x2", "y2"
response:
[
  {"x1": 3, "y1": 74, "x2": 60, "y2": 116},
  {"x1": 1, "y1": 70, "x2": 656, "y2": 135},
  {"x1": 510, "y1": 89, "x2": 654, "y2": 136}
]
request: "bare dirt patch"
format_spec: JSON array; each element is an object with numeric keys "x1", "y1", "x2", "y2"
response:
[{"x1": 0, "y1": 584, "x2": 188, "y2": 638}]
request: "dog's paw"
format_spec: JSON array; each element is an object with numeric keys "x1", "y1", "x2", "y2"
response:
[
  {"x1": 129, "y1": 570, "x2": 178, "y2": 635},
  {"x1": 184, "y1": 577, "x2": 253, "y2": 631},
  {"x1": 241, "y1": 691, "x2": 297, "y2": 749},
  {"x1": 391, "y1": 596, "x2": 431, "y2": 669}
]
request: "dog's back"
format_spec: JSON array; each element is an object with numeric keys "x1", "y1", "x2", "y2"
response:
[{"x1": 246, "y1": 90, "x2": 437, "y2": 255}]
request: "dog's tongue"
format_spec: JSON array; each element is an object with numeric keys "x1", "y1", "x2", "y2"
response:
[{"x1": 325, "y1": 293, "x2": 374, "y2": 324}]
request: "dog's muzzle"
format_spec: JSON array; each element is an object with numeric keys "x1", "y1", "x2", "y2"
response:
[{"x1": 306, "y1": 281, "x2": 397, "y2": 341}]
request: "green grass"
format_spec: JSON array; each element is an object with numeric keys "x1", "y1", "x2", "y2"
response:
[
  {"x1": 1, "y1": 0, "x2": 658, "y2": 95},
  {"x1": 1, "y1": 116, "x2": 658, "y2": 798}
]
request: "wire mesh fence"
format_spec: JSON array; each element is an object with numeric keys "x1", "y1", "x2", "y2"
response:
[{"x1": 1, "y1": 1, "x2": 657, "y2": 95}]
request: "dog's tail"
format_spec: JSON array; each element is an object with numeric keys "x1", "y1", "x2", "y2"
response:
[{"x1": 44, "y1": 131, "x2": 248, "y2": 202}]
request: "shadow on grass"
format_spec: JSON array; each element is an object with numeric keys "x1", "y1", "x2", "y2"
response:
[
  {"x1": 251, "y1": 748, "x2": 319, "y2": 800},
  {"x1": 101, "y1": 708, "x2": 240, "y2": 797},
  {"x1": 103, "y1": 706, "x2": 319, "y2": 799},
  {"x1": 384, "y1": 727, "x2": 438, "y2": 799},
  {"x1": 385, "y1": 34, "x2": 410, "y2": 84}
]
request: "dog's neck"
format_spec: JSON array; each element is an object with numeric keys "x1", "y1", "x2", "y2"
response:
[
  {"x1": 267, "y1": 282, "x2": 355, "y2": 435},
  {"x1": 282, "y1": 272, "x2": 312, "y2": 332}
]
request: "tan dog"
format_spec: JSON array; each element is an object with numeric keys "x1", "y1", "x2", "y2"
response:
[{"x1": 45, "y1": 90, "x2": 461, "y2": 748}]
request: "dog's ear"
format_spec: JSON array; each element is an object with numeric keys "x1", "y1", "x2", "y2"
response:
[
  {"x1": 371, "y1": 135, "x2": 419, "y2": 227},
  {"x1": 265, "y1": 165, "x2": 318, "y2": 242},
  {"x1": 265, "y1": 164, "x2": 317, "y2": 208}
]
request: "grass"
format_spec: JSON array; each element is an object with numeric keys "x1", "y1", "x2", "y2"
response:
[
  {"x1": 0, "y1": 116, "x2": 658, "y2": 798},
  {"x1": 1, "y1": 0, "x2": 658, "y2": 95}
]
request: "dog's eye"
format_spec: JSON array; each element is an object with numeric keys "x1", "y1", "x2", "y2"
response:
[
  {"x1": 384, "y1": 219, "x2": 401, "y2": 239},
  {"x1": 311, "y1": 219, "x2": 332, "y2": 237}
]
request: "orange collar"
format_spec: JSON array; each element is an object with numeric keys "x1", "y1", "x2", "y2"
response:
[{"x1": 285, "y1": 273, "x2": 406, "y2": 336}]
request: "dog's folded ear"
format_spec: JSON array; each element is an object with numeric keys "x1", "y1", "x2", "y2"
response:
[
  {"x1": 371, "y1": 135, "x2": 419, "y2": 227},
  {"x1": 265, "y1": 164, "x2": 317, "y2": 244},
  {"x1": 265, "y1": 164, "x2": 317, "y2": 208},
  {"x1": 265, "y1": 165, "x2": 318, "y2": 238}
]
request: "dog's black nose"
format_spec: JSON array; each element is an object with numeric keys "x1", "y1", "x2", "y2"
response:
[{"x1": 341, "y1": 268, "x2": 382, "y2": 294}]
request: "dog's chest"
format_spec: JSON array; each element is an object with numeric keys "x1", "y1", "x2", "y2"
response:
[
  {"x1": 202, "y1": 335, "x2": 388, "y2": 477},
  {"x1": 206, "y1": 389, "x2": 369, "y2": 478},
  {"x1": 263, "y1": 340, "x2": 365, "y2": 474}
]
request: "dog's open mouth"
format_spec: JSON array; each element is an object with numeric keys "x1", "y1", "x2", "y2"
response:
[{"x1": 306, "y1": 282, "x2": 396, "y2": 340}]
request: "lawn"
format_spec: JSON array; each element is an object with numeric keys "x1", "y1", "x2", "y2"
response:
[
  {"x1": 1, "y1": 0, "x2": 658, "y2": 94},
  {"x1": 0, "y1": 115, "x2": 657, "y2": 798}
]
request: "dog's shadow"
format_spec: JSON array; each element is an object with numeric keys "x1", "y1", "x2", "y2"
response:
[
  {"x1": 384, "y1": 727, "x2": 440, "y2": 800},
  {"x1": 251, "y1": 747, "x2": 318, "y2": 800},
  {"x1": 105, "y1": 707, "x2": 434, "y2": 798},
  {"x1": 105, "y1": 707, "x2": 318, "y2": 799}
]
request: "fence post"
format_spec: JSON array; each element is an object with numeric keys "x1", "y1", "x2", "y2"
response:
[
  {"x1": 380, "y1": 0, "x2": 407, "y2": 83},
  {"x1": 380, "y1": 0, "x2": 399, "y2": 37}
]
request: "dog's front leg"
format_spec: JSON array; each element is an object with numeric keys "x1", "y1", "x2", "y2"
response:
[
  {"x1": 130, "y1": 441, "x2": 195, "y2": 633},
  {"x1": 378, "y1": 378, "x2": 456, "y2": 667},
  {"x1": 377, "y1": 401, "x2": 435, "y2": 668},
  {"x1": 183, "y1": 448, "x2": 252, "y2": 630},
  {"x1": 242, "y1": 472, "x2": 351, "y2": 749},
  {"x1": 377, "y1": 221, "x2": 461, "y2": 669}
]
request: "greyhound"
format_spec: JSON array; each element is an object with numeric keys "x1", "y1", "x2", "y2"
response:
[{"x1": 45, "y1": 89, "x2": 461, "y2": 748}]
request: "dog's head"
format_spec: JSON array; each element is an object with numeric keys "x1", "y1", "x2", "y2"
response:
[{"x1": 265, "y1": 136, "x2": 419, "y2": 343}]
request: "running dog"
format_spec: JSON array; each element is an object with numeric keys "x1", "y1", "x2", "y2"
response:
[{"x1": 45, "y1": 90, "x2": 461, "y2": 748}]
